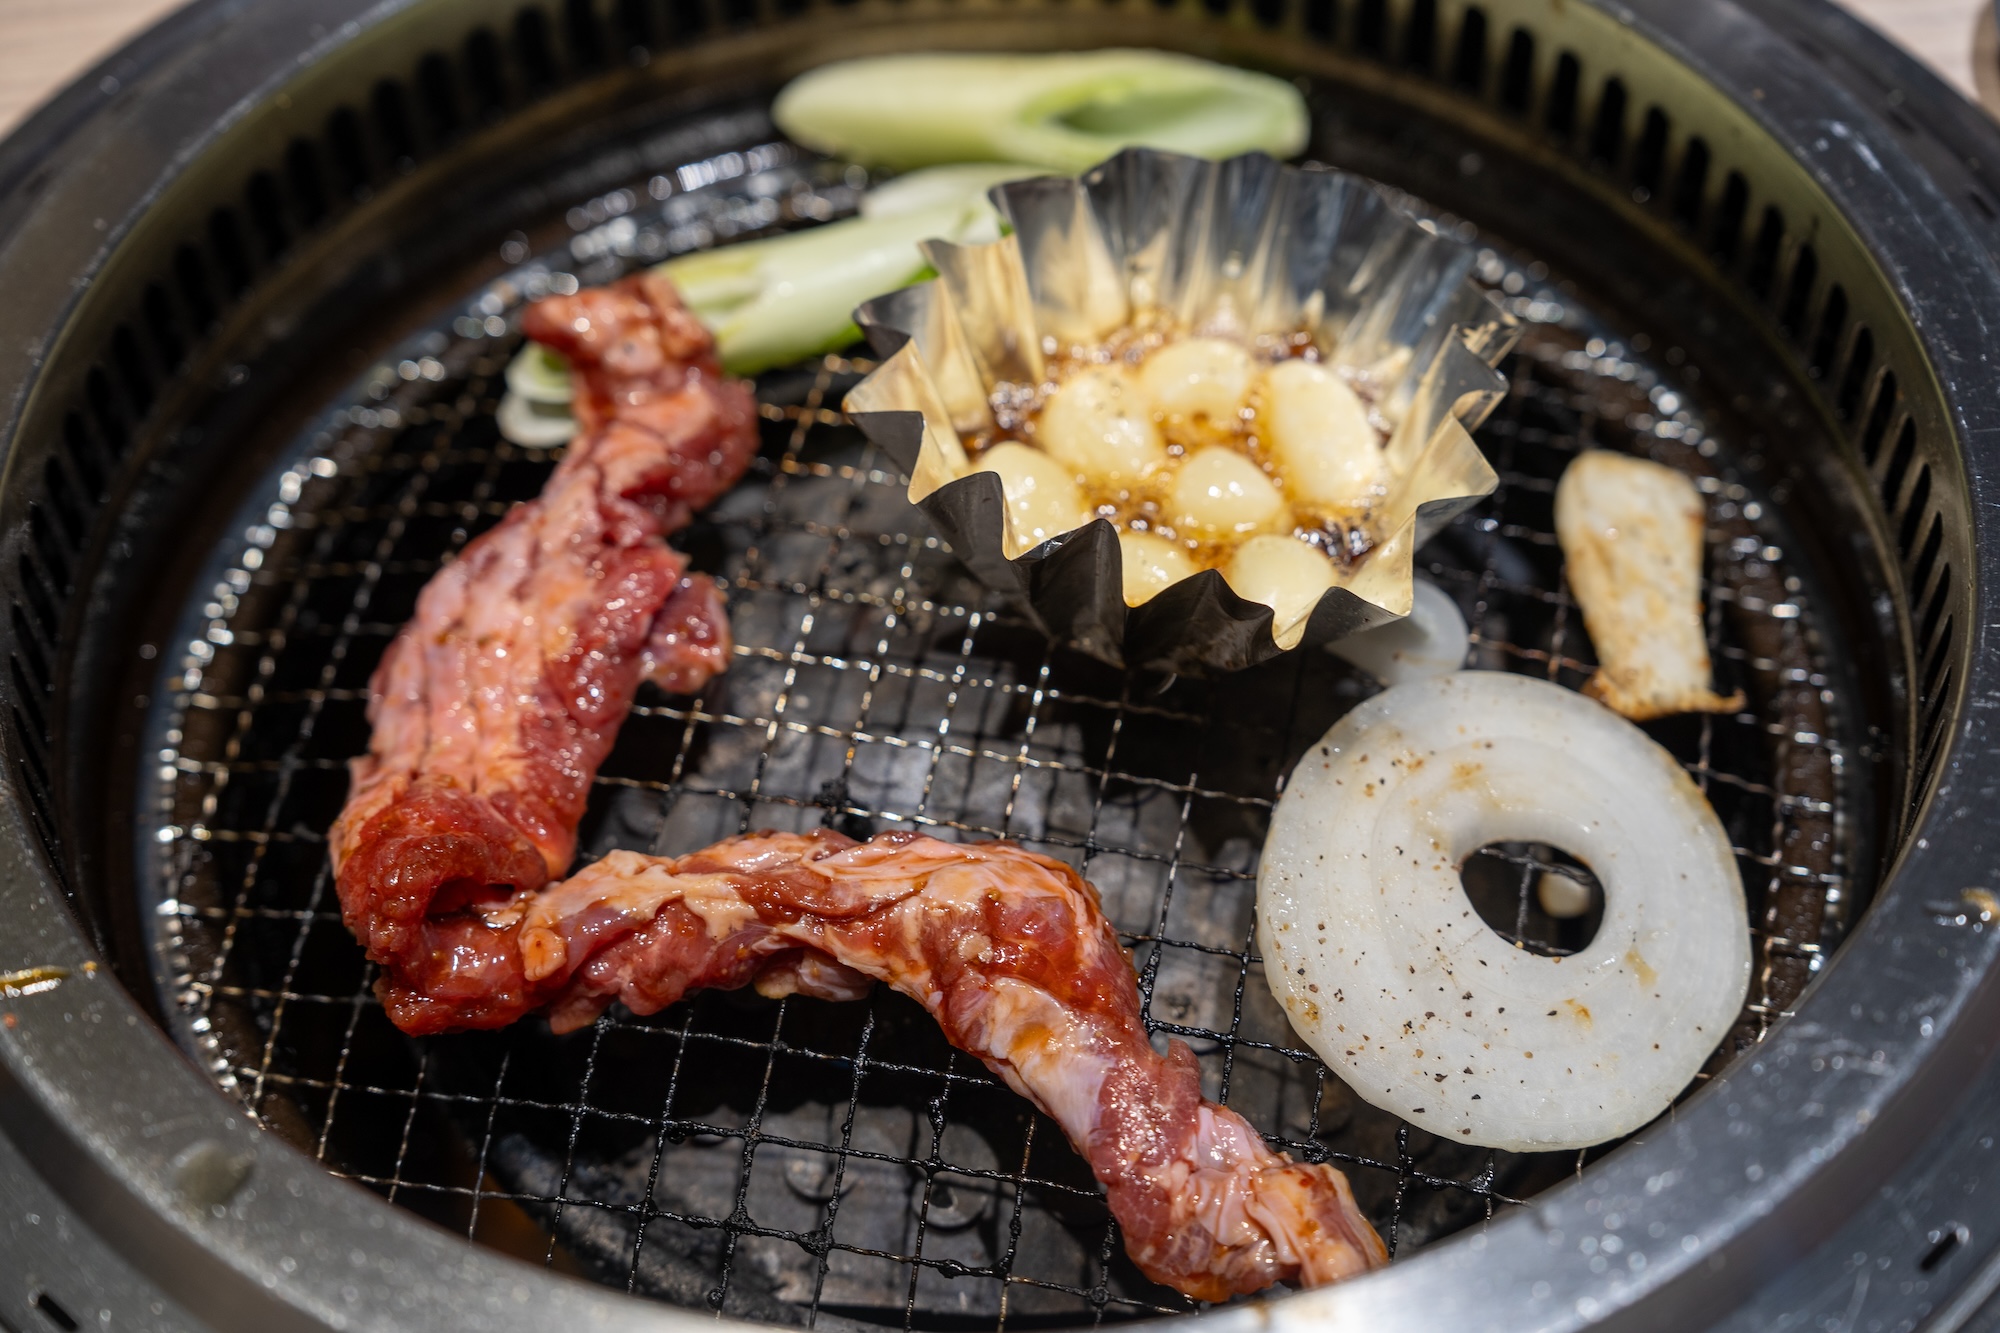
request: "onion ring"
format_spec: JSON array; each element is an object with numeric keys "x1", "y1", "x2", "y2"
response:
[{"x1": 1258, "y1": 671, "x2": 1748, "y2": 1151}]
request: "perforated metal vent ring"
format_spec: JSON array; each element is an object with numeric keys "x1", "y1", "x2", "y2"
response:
[{"x1": 1, "y1": 1, "x2": 1999, "y2": 1331}]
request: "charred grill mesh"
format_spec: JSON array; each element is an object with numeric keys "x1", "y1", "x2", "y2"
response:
[{"x1": 144, "y1": 153, "x2": 1852, "y2": 1325}]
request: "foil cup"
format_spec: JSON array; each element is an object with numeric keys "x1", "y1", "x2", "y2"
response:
[{"x1": 845, "y1": 148, "x2": 1518, "y2": 676}]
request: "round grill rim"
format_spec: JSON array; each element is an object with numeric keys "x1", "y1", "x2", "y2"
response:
[{"x1": 0, "y1": 0, "x2": 1995, "y2": 1330}]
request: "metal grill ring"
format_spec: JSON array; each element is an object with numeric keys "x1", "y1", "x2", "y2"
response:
[{"x1": 145, "y1": 151, "x2": 1854, "y2": 1328}]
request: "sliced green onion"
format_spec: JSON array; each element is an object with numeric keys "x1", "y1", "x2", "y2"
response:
[
  {"x1": 496, "y1": 390, "x2": 581, "y2": 448},
  {"x1": 857, "y1": 162, "x2": 1042, "y2": 219},
  {"x1": 660, "y1": 181, "x2": 1017, "y2": 375},
  {"x1": 497, "y1": 163, "x2": 1040, "y2": 443},
  {"x1": 772, "y1": 49, "x2": 1309, "y2": 173},
  {"x1": 505, "y1": 342, "x2": 576, "y2": 404}
]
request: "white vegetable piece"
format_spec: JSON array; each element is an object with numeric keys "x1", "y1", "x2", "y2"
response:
[
  {"x1": 1555, "y1": 451, "x2": 1743, "y2": 720},
  {"x1": 1537, "y1": 870, "x2": 1596, "y2": 919},
  {"x1": 495, "y1": 388, "x2": 580, "y2": 449},
  {"x1": 1139, "y1": 337, "x2": 1257, "y2": 425},
  {"x1": 857, "y1": 162, "x2": 1042, "y2": 219},
  {"x1": 975, "y1": 442, "x2": 1093, "y2": 556},
  {"x1": 1259, "y1": 670, "x2": 1748, "y2": 1152},
  {"x1": 497, "y1": 344, "x2": 581, "y2": 447},
  {"x1": 1036, "y1": 366, "x2": 1168, "y2": 485},
  {"x1": 1224, "y1": 535, "x2": 1337, "y2": 648},
  {"x1": 1328, "y1": 578, "x2": 1469, "y2": 683},
  {"x1": 1118, "y1": 531, "x2": 1197, "y2": 606},
  {"x1": 1169, "y1": 446, "x2": 1287, "y2": 539},
  {"x1": 1260, "y1": 359, "x2": 1386, "y2": 509},
  {"x1": 506, "y1": 343, "x2": 576, "y2": 404}
]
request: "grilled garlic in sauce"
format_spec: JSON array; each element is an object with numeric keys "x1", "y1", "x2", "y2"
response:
[
  {"x1": 971, "y1": 330, "x2": 1393, "y2": 646},
  {"x1": 1261, "y1": 359, "x2": 1386, "y2": 506},
  {"x1": 1036, "y1": 365, "x2": 1167, "y2": 485},
  {"x1": 1224, "y1": 536, "x2": 1339, "y2": 647},
  {"x1": 1118, "y1": 530, "x2": 1199, "y2": 605},
  {"x1": 975, "y1": 442, "x2": 1092, "y2": 549}
]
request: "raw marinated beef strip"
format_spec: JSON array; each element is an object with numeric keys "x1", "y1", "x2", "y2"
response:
[
  {"x1": 330, "y1": 273, "x2": 757, "y2": 1016},
  {"x1": 328, "y1": 271, "x2": 1384, "y2": 1298},
  {"x1": 370, "y1": 828, "x2": 1389, "y2": 1299}
]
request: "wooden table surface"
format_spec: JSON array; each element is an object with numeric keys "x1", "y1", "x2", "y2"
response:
[{"x1": 0, "y1": 0, "x2": 1985, "y2": 136}]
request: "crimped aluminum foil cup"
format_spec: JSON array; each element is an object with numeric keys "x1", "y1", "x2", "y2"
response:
[{"x1": 845, "y1": 148, "x2": 1517, "y2": 676}]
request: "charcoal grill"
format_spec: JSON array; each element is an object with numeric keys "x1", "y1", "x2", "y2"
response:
[{"x1": 2, "y1": 0, "x2": 2000, "y2": 1330}]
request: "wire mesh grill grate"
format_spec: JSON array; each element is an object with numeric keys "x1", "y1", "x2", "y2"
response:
[{"x1": 145, "y1": 154, "x2": 1853, "y2": 1329}]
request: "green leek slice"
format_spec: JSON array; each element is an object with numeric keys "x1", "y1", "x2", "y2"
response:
[
  {"x1": 771, "y1": 49, "x2": 1308, "y2": 173},
  {"x1": 659, "y1": 166, "x2": 1029, "y2": 375},
  {"x1": 505, "y1": 343, "x2": 575, "y2": 404},
  {"x1": 498, "y1": 163, "x2": 1039, "y2": 440}
]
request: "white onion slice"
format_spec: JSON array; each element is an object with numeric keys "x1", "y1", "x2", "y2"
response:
[
  {"x1": 1327, "y1": 579, "x2": 1468, "y2": 683},
  {"x1": 1258, "y1": 671, "x2": 1748, "y2": 1151}
]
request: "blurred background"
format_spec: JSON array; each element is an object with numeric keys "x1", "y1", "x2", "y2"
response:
[{"x1": 0, "y1": 0, "x2": 1990, "y2": 135}]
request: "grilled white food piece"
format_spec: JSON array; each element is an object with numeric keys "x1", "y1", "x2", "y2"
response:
[
  {"x1": 1117, "y1": 529, "x2": 1197, "y2": 605},
  {"x1": 1224, "y1": 535, "x2": 1338, "y2": 648},
  {"x1": 1258, "y1": 671, "x2": 1749, "y2": 1151},
  {"x1": 975, "y1": 441, "x2": 1092, "y2": 554},
  {"x1": 1554, "y1": 451, "x2": 1744, "y2": 719},
  {"x1": 1260, "y1": 359, "x2": 1386, "y2": 507},
  {"x1": 1329, "y1": 578, "x2": 1469, "y2": 683}
]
